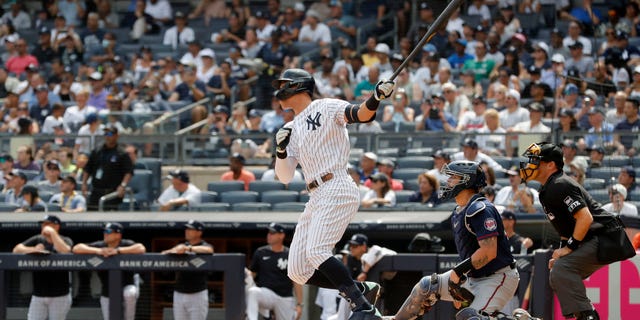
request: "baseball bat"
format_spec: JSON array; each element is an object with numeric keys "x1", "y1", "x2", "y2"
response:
[
  {"x1": 388, "y1": 0, "x2": 465, "y2": 81},
  {"x1": 520, "y1": 266, "x2": 535, "y2": 310}
]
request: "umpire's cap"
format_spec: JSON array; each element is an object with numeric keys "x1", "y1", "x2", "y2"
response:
[
  {"x1": 39, "y1": 215, "x2": 61, "y2": 225},
  {"x1": 185, "y1": 219, "x2": 204, "y2": 231}
]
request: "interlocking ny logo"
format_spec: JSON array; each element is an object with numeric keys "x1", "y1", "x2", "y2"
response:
[
  {"x1": 306, "y1": 112, "x2": 322, "y2": 130},
  {"x1": 87, "y1": 257, "x2": 104, "y2": 267}
]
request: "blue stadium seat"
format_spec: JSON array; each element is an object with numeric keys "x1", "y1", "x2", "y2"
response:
[
  {"x1": 287, "y1": 181, "x2": 307, "y2": 192},
  {"x1": 125, "y1": 169, "x2": 153, "y2": 209},
  {"x1": 231, "y1": 202, "x2": 271, "y2": 211},
  {"x1": 299, "y1": 192, "x2": 310, "y2": 203},
  {"x1": 220, "y1": 191, "x2": 259, "y2": 204},
  {"x1": 587, "y1": 167, "x2": 619, "y2": 182},
  {"x1": 39, "y1": 191, "x2": 54, "y2": 203},
  {"x1": 590, "y1": 189, "x2": 610, "y2": 203},
  {"x1": 583, "y1": 178, "x2": 605, "y2": 191},
  {"x1": 200, "y1": 191, "x2": 218, "y2": 203},
  {"x1": 272, "y1": 202, "x2": 307, "y2": 212},
  {"x1": 602, "y1": 156, "x2": 630, "y2": 167},
  {"x1": 208, "y1": 181, "x2": 245, "y2": 193},
  {"x1": 190, "y1": 202, "x2": 230, "y2": 212},
  {"x1": 260, "y1": 190, "x2": 299, "y2": 205},
  {"x1": 0, "y1": 203, "x2": 19, "y2": 212},
  {"x1": 250, "y1": 168, "x2": 267, "y2": 180},
  {"x1": 403, "y1": 180, "x2": 419, "y2": 191},
  {"x1": 393, "y1": 168, "x2": 427, "y2": 182},
  {"x1": 48, "y1": 204, "x2": 62, "y2": 212},
  {"x1": 249, "y1": 181, "x2": 285, "y2": 193},
  {"x1": 395, "y1": 190, "x2": 414, "y2": 203},
  {"x1": 396, "y1": 156, "x2": 434, "y2": 170},
  {"x1": 137, "y1": 158, "x2": 162, "y2": 199}
]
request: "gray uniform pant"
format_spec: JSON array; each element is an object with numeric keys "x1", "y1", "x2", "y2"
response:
[
  {"x1": 27, "y1": 294, "x2": 72, "y2": 320},
  {"x1": 549, "y1": 236, "x2": 607, "y2": 316}
]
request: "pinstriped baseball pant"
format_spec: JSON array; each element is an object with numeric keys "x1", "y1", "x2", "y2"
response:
[
  {"x1": 27, "y1": 293, "x2": 72, "y2": 320},
  {"x1": 288, "y1": 176, "x2": 360, "y2": 285}
]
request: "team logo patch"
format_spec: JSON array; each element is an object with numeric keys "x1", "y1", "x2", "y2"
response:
[
  {"x1": 484, "y1": 218, "x2": 497, "y2": 231},
  {"x1": 306, "y1": 112, "x2": 322, "y2": 130}
]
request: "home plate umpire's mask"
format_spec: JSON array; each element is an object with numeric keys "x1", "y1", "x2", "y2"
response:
[{"x1": 519, "y1": 142, "x2": 564, "y2": 182}]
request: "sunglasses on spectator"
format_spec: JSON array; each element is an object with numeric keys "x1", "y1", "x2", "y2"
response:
[
  {"x1": 47, "y1": 165, "x2": 59, "y2": 170},
  {"x1": 103, "y1": 229, "x2": 115, "y2": 234}
]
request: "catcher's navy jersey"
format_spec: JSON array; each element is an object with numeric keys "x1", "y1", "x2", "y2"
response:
[{"x1": 451, "y1": 194, "x2": 514, "y2": 278}]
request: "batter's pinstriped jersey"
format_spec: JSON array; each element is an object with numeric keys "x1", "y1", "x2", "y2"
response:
[{"x1": 284, "y1": 98, "x2": 352, "y2": 183}]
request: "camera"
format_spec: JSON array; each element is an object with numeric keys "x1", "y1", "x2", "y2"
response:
[{"x1": 429, "y1": 107, "x2": 440, "y2": 120}]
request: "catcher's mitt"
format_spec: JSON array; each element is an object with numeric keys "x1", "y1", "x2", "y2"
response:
[{"x1": 448, "y1": 275, "x2": 474, "y2": 306}]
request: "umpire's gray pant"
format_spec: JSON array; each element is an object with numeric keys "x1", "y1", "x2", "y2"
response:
[
  {"x1": 27, "y1": 293, "x2": 72, "y2": 320},
  {"x1": 549, "y1": 236, "x2": 607, "y2": 316}
]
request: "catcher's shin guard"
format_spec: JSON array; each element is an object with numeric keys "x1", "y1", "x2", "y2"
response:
[
  {"x1": 455, "y1": 307, "x2": 491, "y2": 320},
  {"x1": 393, "y1": 273, "x2": 440, "y2": 320}
]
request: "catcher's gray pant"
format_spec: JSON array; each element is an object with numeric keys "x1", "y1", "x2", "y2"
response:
[
  {"x1": 443, "y1": 268, "x2": 519, "y2": 313},
  {"x1": 173, "y1": 289, "x2": 208, "y2": 320},
  {"x1": 549, "y1": 236, "x2": 606, "y2": 316},
  {"x1": 100, "y1": 284, "x2": 139, "y2": 320},
  {"x1": 27, "y1": 293, "x2": 72, "y2": 320},
  {"x1": 246, "y1": 286, "x2": 296, "y2": 320}
]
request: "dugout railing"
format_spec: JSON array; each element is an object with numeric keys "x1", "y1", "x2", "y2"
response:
[{"x1": 0, "y1": 253, "x2": 246, "y2": 320}]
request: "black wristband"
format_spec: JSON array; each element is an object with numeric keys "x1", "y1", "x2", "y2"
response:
[
  {"x1": 365, "y1": 95, "x2": 380, "y2": 111},
  {"x1": 276, "y1": 150, "x2": 287, "y2": 159},
  {"x1": 566, "y1": 237, "x2": 582, "y2": 250},
  {"x1": 452, "y1": 258, "x2": 474, "y2": 277}
]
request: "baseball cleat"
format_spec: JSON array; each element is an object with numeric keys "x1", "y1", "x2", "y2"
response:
[
  {"x1": 361, "y1": 281, "x2": 382, "y2": 306},
  {"x1": 512, "y1": 308, "x2": 541, "y2": 320},
  {"x1": 349, "y1": 305, "x2": 383, "y2": 320}
]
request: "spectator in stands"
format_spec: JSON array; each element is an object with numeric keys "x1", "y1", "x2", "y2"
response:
[
  {"x1": 467, "y1": 0, "x2": 491, "y2": 27},
  {"x1": 74, "y1": 113, "x2": 104, "y2": 156},
  {"x1": 442, "y1": 83, "x2": 470, "y2": 121},
  {"x1": 364, "y1": 158, "x2": 403, "y2": 191},
  {"x1": 361, "y1": 172, "x2": 396, "y2": 208},
  {"x1": 246, "y1": 223, "x2": 303, "y2": 320},
  {"x1": 452, "y1": 138, "x2": 505, "y2": 173},
  {"x1": 568, "y1": 159, "x2": 585, "y2": 186},
  {"x1": 163, "y1": 11, "x2": 195, "y2": 49},
  {"x1": 15, "y1": 185, "x2": 47, "y2": 212},
  {"x1": 188, "y1": 0, "x2": 228, "y2": 25},
  {"x1": 56, "y1": 147, "x2": 75, "y2": 176},
  {"x1": 63, "y1": 89, "x2": 97, "y2": 131},
  {"x1": 4, "y1": 169, "x2": 27, "y2": 205},
  {"x1": 408, "y1": 172, "x2": 440, "y2": 207},
  {"x1": 169, "y1": 66, "x2": 206, "y2": 103},
  {"x1": 262, "y1": 156, "x2": 304, "y2": 182},
  {"x1": 260, "y1": 98, "x2": 285, "y2": 133},
  {"x1": 32, "y1": 27, "x2": 56, "y2": 65},
  {"x1": 382, "y1": 88, "x2": 414, "y2": 131},
  {"x1": 88, "y1": 31, "x2": 118, "y2": 65},
  {"x1": 447, "y1": 38, "x2": 473, "y2": 70},
  {"x1": 325, "y1": 1, "x2": 355, "y2": 46},
  {"x1": 49, "y1": 175, "x2": 86, "y2": 212},
  {"x1": 0, "y1": 2, "x2": 30, "y2": 30},
  {"x1": 613, "y1": 96, "x2": 640, "y2": 156},
  {"x1": 500, "y1": 89, "x2": 529, "y2": 131},
  {"x1": 565, "y1": 41, "x2": 594, "y2": 79},
  {"x1": 220, "y1": 153, "x2": 255, "y2": 191},
  {"x1": 227, "y1": 0, "x2": 251, "y2": 25},
  {"x1": 0, "y1": 153, "x2": 14, "y2": 181},
  {"x1": 5, "y1": 38, "x2": 39, "y2": 76},
  {"x1": 423, "y1": 93, "x2": 456, "y2": 132},
  {"x1": 14, "y1": 145, "x2": 40, "y2": 171},
  {"x1": 28, "y1": 85, "x2": 53, "y2": 127},
  {"x1": 96, "y1": 0, "x2": 119, "y2": 28},
  {"x1": 353, "y1": 65, "x2": 379, "y2": 100},
  {"x1": 82, "y1": 127, "x2": 133, "y2": 211},
  {"x1": 511, "y1": 102, "x2": 551, "y2": 142},
  {"x1": 255, "y1": 27, "x2": 291, "y2": 107},
  {"x1": 157, "y1": 169, "x2": 201, "y2": 211},
  {"x1": 427, "y1": 149, "x2": 450, "y2": 183},
  {"x1": 627, "y1": 66, "x2": 640, "y2": 97},
  {"x1": 617, "y1": 166, "x2": 637, "y2": 199},
  {"x1": 586, "y1": 145, "x2": 605, "y2": 169},
  {"x1": 254, "y1": 10, "x2": 275, "y2": 44},
  {"x1": 72, "y1": 152, "x2": 88, "y2": 179},
  {"x1": 197, "y1": 105, "x2": 232, "y2": 155},
  {"x1": 124, "y1": 0, "x2": 160, "y2": 41},
  {"x1": 373, "y1": 43, "x2": 392, "y2": 75},
  {"x1": 602, "y1": 184, "x2": 638, "y2": 217},
  {"x1": 566, "y1": 0, "x2": 602, "y2": 36},
  {"x1": 72, "y1": 222, "x2": 146, "y2": 320},
  {"x1": 145, "y1": 0, "x2": 173, "y2": 25},
  {"x1": 12, "y1": 215, "x2": 73, "y2": 319},
  {"x1": 407, "y1": 2, "x2": 435, "y2": 45},
  {"x1": 81, "y1": 12, "x2": 106, "y2": 53},
  {"x1": 54, "y1": 0, "x2": 86, "y2": 27},
  {"x1": 55, "y1": 32, "x2": 84, "y2": 66},
  {"x1": 462, "y1": 41, "x2": 494, "y2": 82},
  {"x1": 561, "y1": 139, "x2": 588, "y2": 174},
  {"x1": 196, "y1": 49, "x2": 218, "y2": 84},
  {"x1": 562, "y1": 21, "x2": 592, "y2": 55},
  {"x1": 37, "y1": 160, "x2": 62, "y2": 194},
  {"x1": 456, "y1": 94, "x2": 486, "y2": 132},
  {"x1": 487, "y1": 66, "x2": 518, "y2": 100},
  {"x1": 495, "y1": 166, "x2": 540, "y2": 214},
  {"x1": 161, "y1": 220, "x2": 214, "y2": 320},
  {"x1": 458, "y1": 69, "x2": 483, "y2": 101},
  {"x1": 583, "y1": 107, "x2": 614, "y2": 149},
  {"x1": 357, "y1": 152, "x2": 378, "y2": 183}
]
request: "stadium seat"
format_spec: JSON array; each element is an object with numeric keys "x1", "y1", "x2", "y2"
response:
[
  {"x1": 583, "y1": 178, "x2": 605, "y2": 191},
  {"x1": 39, "y1": 191, "x2": 54, "y2": 203},
  {"x1": 299, "y1": 192, "x2": 310, "y2": 203},
  {"x1": 396, "y1": 156, "x2": 434, "y2": 170},
  {"x1": 395, "y1": 190, "x2": 415, "y2": 203},
  {"x1": 200, "y1": 191, "x2": 218, "y2": 203},
  {"x1": 207, "y1": 181, "x2": 245, "y2": 193},
  {"x1": 137, "y1": 158, "x2": 162, "y2": 199},
  {"x1": 393, "y1": 168, "x2": 427, "y2": 182},
  {"x1": 124, "y1": 169, "x2": 153, "y2": 209},
  {"x1": 250, "y1": 168, "x2": 267, "y2": 180},
  {"x1": 588, "y1": 167, "x2": 619, "y2": 182},
  {"x1": 602, "y1": 156, "x2": 630, "y2": 167},
  {"x1": 248, "y1": 181, "x2": 285, "y2": 193},
  {"x1": 220, "y1": 191, "x2": 259, "y2": 204},
  {"x1": 272, "y1": 202, "x2": 307, "y2": 212},
  {"x1": 260, "y1": 190, "x2": 299, "y2": 205},
  {"x1": 0, "y1": 203, "x2": 19, "y2": 212},
  {"x1": 403, "y1": 180, "x2": 419, "y2": 191},
  {"x1": 19, "y1": 170, "x2": 40, "y2": 181},
  {"x1": 190, "y1": 203, "x2": 231, "y2": 212},
  {"x1": 231, "y1": 202, "x2": 271, "y2": 211},
  {"x1": 590, "y1": 189, "x2": 610, "y2": 203},
  {"x1": 287, "y1": 181, "x2": 307, "y2": 192},
  {"x1": 48, "y1": 204, "x2": 62, "y2": 212}
]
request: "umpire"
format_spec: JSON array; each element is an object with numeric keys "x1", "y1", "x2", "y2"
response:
[
  {"x1": 519, "y1": 142, "x2": 620, "y2": 320},
  {"x1": 82, "y1": 126, "x2": 133, "y2": 211}
]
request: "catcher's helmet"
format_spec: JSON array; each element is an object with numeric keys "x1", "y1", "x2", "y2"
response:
[
  {"x1": 439, "y1": 160, "x2": 486, "y2": 201},
  {"x1": 272, "y1": 68, "x2": 315, "y2": 100}
]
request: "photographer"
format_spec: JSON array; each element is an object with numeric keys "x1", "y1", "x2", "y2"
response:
[
  {"x1": 602, "y1": 184, "x2": 638, "y2": 217},
  {"x1": 423, "y1": 93, "x2": 457, "y2": 132},
  {"x1": 198, "y1": 105, "x2": 233, "y2": 156}
]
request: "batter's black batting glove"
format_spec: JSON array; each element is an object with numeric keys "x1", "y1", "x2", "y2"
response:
[
  {"x1": 374, "y1": 80, "x2": 395, "y2": 101},
  {"x1": 448, "y1": 275, "x2": 474, "y2": 307},
  {"x1": 275, "y1": 127, "x2": 292, "y2": 159}
]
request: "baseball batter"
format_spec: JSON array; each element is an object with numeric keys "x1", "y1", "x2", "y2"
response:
[
  {"x1": 273, "y1": 68, "x2": 394, "y2": 319},
  {"x1": 388, "y1": 161, "x2": 520, "y2": 320}
]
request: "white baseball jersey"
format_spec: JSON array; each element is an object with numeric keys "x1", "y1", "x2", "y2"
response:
[{"x1": 283, "y1": 98, "x2": 361, "y2": 285}]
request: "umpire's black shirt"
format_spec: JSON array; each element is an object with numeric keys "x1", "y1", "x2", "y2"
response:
[
  {"x1": 22, "y1": 235, "x2": 73, "y2": 297},
  {"x1": 539, "y1": 170, "x2": 614, "y2": 239},
  {"x1": 175, "y1": 240, "x2": 213, "y2": 293}
]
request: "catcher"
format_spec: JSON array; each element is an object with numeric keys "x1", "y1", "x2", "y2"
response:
[{"x1": 388, "y1": 161, "x2": 521, "y2": 320}]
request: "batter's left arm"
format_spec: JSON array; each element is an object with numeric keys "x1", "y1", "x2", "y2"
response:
[{"x1": 344, "y1": 81, "x2": 395, "y2": 124}]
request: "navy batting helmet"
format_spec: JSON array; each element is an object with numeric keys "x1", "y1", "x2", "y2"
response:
[
  {"x1": 439, "y1": 160, "x2": 486, "y2": 201},
  {"x1": 272, "y1": 68, "x2": 315, "y2": 100}
]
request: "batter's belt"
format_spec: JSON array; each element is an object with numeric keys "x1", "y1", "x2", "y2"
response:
[{"x1": 307, "y1": 173, "x2": 333, "y2": 192}]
